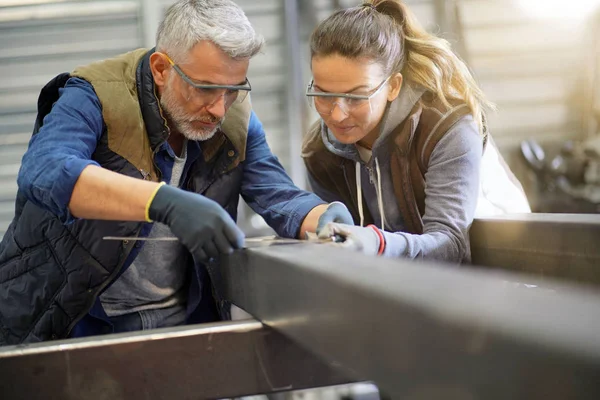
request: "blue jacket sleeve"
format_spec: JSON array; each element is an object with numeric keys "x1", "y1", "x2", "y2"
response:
[
  {"x1": 241, "y1": 112, "x2": 325, "y2": 238},
  {"x1": 17, "y1": 77, "x2": 103, "y2": 224}
]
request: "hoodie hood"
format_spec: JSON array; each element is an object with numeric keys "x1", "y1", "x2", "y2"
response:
[
  {"x1": 317, "y1": 82, "x2": 426, "y2": 230},
  {"x1": 320, "y1": 82, "x2": 426, "y2": 163}
]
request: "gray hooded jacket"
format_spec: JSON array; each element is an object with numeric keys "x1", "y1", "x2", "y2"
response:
[{"x1": 309, "y1": 85, "x2": 483, "y2": 262}]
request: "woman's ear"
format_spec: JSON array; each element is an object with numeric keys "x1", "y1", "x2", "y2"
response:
[{"x1": 387, "y1": 72, "x2": 403, "y2": 102}]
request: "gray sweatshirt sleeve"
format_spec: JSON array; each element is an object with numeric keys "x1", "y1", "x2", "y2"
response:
[{"x1": 382, "y1": 115, "x2": 483, "y2": 262}]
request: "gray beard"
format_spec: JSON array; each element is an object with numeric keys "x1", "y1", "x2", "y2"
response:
[
  {"x1": 177, "y1": 120, "x2": 221, "y2": 142},
  {"x1": 160, "y1": 82, "x2": 223, "y2": 142}
]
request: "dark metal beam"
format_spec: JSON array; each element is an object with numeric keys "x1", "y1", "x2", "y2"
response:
[
  {"x1": 0, "y1": 320, "x2": 352, "y2": 400},
  {"x1": 220, "y1": 243, "x2": 600, "y2": 400},
  {"x1": 471, "y1": 213, "x2": 600, "y2": 286}
]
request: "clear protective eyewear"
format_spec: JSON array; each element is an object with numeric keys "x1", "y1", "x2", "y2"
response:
[
  {"x1": 306, "y1": 76, "x2": 390, "y2": 115},
  {"x1": 164, "y1": 53, "x2": 252, "y2": 107}
]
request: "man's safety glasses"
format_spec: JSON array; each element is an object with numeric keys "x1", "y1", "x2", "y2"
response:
[{"x1": 164, "y1": 53, "x2": 251, "y2": 107}]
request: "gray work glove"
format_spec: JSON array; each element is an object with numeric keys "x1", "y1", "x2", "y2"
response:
[
  {"x1": 149, "y1": 184, "x2": 245, "y2": 262},
  {"x1": 318, "y1": 223, "x2": 381, "y2": 256},
  {"x1": 316, "y1": 202, "x2": 354, "y2": 233}
]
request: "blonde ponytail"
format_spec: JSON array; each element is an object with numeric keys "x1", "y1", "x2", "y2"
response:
[
  {"x1": 375, "y1": 0, "x2": 493, "y2": 134},
  {"x1": 310, "y1": 0, "x2": 494, "y2": 135}
]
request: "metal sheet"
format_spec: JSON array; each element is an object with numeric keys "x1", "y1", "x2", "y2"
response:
[
  {"x1": 102, "y1": 235, "x2": 341, "y2": 247},
  {"x1": 0, "y1": 320, "x2": 352, "y2": 400},
  {"x1": 471, "y1": 213, "x2": 600, "y2": 286},
  {"x1": 220, "y1": 243, "x2": 600, "y2": 400}
]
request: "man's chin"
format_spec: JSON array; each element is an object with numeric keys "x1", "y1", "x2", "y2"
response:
[{"x1": 181, "y1": 124, "x2": 219, "y2": 142}]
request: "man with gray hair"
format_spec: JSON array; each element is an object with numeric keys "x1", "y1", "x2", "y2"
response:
[{"x1": 0, "y1": 0, "x2": 352, "y2": 345}]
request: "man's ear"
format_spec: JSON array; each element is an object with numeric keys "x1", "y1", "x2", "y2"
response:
[{"x1": 150, "y1": 52, "x2": 171, "y2": 88}]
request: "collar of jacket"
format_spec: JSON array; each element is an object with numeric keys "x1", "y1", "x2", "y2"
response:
[{"x1": 137, "y1": 48, "x2": 170, "y2": 151}]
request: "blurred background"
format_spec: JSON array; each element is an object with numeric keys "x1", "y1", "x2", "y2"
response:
[
  {"x1": 0, "y1": 2, "x2": 599, "y2": 399},
  {"x1": 0, "y1": 0, "x2": 600, "y2": 238}
]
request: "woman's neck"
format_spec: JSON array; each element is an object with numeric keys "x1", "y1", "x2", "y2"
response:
[{"x1": 357, "y1": 120, "x2": 383, "y2": 150}]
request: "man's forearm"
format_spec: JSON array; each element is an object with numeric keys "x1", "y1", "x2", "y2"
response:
[
  {"x1": 298, "y1": 204, "x2": 328, "y2": 239},
  {"x1": 68, "y1": 165, "x2": 161, "y2": 221}
]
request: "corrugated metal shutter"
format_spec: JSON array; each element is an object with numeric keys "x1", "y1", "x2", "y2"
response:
[{"x1": 0, "y1": 0, "x2": 142, "y2": 237}]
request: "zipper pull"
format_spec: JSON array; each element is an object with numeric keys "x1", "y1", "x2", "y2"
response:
[
  {"x1": 140, "y1": 169, "x2": 151, "y2": 180},
  {"x1": 367, "y1": 167, "x2": 376, "y2": 185}
]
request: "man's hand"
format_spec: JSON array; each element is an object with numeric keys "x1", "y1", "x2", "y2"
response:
[
  {"x1": 299, "y1": 201, "x2": 354, "y2": 239},
  {"x1": 68, "y1": 166, "x2": 244, "y2": 261},
  {"x1": 318, "y1": 223, "x2": 381, "y2": 256},
  {"x1": 149, "y1": 184, "x2": 245, "y2": 262}
]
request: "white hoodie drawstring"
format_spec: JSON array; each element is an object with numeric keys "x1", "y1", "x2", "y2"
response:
[
  {"x1": 375, "y1": 158, "x2": 385, "y2": 230},
  {"x1": 355, "y1": 161, "x2": 365, "y2": 227}
]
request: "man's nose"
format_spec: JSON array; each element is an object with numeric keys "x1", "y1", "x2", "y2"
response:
[{"x1": 205, "y1": 94, "x2": 227, "y2": 119}]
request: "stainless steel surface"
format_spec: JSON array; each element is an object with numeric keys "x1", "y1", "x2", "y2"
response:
[
  {"x1": 102, "y1": 235, "x2": 336, "y2": 247},
  {"x1": 103, "y1": 236, "x2": 179, "y2": 241},
  {"x1": 471, "y1": 213, "x2": 600, "y2": 286},
  {"x1": 221, "y1": 243, "x2": 600, "y2": 400},
  {"x1": 101, "y1": 236, "x2": 296, "y2": 242},
  {"x1": 0, "y1": 320, "x2": 352, "y2": 400}
]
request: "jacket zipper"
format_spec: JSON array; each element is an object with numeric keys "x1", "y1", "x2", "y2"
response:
[
  {"x1": 367, "y1": 165, "x2": 376, "y2": 185},
  {"x1": 149, "y1": 84, "x2": 170, "y2": 182}
]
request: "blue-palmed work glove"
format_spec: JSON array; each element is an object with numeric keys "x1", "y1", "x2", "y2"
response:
[
  {"x1": 318, "y1": 223, "x2": 384, "y2": 256},
  {"x1": 316, "y1": 202, "x2": 354, "y2": 233},
  {"x1": 148, "y1": 183, "x2": 245, "y2": 262}
]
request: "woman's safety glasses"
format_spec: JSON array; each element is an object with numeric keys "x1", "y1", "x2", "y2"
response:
[
  {"x1": 306, "y1": 76, "x2": 390, "y2": 115},
  {"x1": 164, "y1": 53, "x2": 252, "y2": 107}
]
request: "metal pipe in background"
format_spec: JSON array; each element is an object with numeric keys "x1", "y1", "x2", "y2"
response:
[
  {"x1": 433, "y1": 0, "x2": 469, "y2": 61},
  {"x1": 283, "y1": 0, "x2": 308, "y2": 188},
  {"x1": 140, "y1": 0, "x2": 161, "y2": 48}
]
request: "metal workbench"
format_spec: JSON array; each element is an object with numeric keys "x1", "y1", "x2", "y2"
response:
[{"x1": 1, "y1": 214, "x2": 600, "y2": 399}]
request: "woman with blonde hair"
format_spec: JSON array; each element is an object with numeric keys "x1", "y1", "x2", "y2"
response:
[{"x1": 303, "y1": 0, "x2": 530, "y2": 262}]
